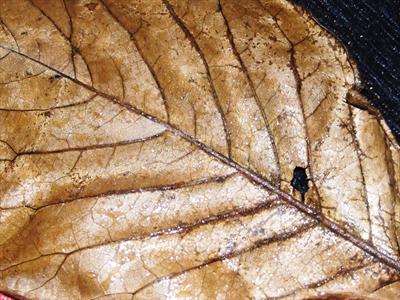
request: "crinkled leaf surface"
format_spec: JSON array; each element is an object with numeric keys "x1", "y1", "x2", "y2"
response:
[{"x1": 0, "y1": 0, "x2": 400, "y2": 299}]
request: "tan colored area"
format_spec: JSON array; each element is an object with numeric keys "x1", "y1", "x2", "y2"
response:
[{"x1": 0, "y1": 0, "x2": 399, "y2": 299}]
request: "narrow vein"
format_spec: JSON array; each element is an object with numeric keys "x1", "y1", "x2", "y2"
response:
[
  {"x1": 1, "y1": 45, "x2": 400, "y2": 273},
  {"x1": 305, "y1": 92, "x2": 329, "y2": 119},
  {"x1": 271, "y1": 260, "x2": 374, "y2": 299},
  {"x1": 0, "y1": 51, "x2": 10, "y2": 62},
  {"x1": 108, "y1": 53, "x2": 126, "y2": 101},
  {"x1": 0, "y1": 17, "x2": 20, "y2": 51},
  {"x1": 5, "y1": 132, "x2": 165, "y2": 161},
  {"x1": 347, "y1": 107, "x2": 372, "y2": 241},
  {"x1": 162, "y1": 0, "x2": 232, "y2": 158},
  {"x1": 370, "y1": 277, "x2": 400, "y2": 293},
  {"x1": 29, "y1": 0, "x2": 66, "y2": 39},
  {"x1": 91, "y1": 293, "x2": 134, "y2": 300},
  {"x1": 263, "y1": 5, "x2": 323, "y2": 208},
  {"x1": 131, "y1": 223, "x2": 316, "y2": 297},
  {"x1": 0, "y1": 69, "x2": 45, "y2": 85},
  {"x1": 383, "y1": 129, "x2": 400, "y2": 256},
  {"x1": 61, "y1": 0, "x2": 72, "y2": 39},
  {"x1": 0, "y1": 173, "x2": 237, "y2": 211},
  {"x1": 219, "y1": 0, "x2": 281, "y2": 183},
  {"x1": 1, "y1": 197, "x2": 280, "y2": 272},
  {"x1": 0, "y1": 93, "x2": 97, "y2": 112},
  {"x1": 98, "y1": 0, "x2": 170, "y2": 122},
  {"x1": 29, "y1": 0, "x2": 78, "y2": 80},
  {"x1": 26, "y1": 255, "x2": 68, "y2": 294},
  {"x1": 0, "y1": 139, "x2": 17, "y2": 155}
]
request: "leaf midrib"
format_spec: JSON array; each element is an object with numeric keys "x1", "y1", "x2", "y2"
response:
[{"x1": 2, "y1": 43, "x2": 400, "y2": 274}]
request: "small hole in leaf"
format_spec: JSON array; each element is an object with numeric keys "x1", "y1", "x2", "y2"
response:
[{"x1": 290, "y1": 166, "x2": 309, "y2": 202}]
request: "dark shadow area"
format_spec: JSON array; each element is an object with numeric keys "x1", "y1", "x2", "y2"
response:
[{"x1": 292, "y1": 0, "x2": 400, "y2": 142}]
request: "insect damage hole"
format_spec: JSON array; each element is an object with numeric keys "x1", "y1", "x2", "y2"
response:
[{"x1": 290, "y1": 166, "x2": 309, "y2": 202}]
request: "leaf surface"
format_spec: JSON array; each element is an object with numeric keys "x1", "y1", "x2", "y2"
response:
[{"x1": 0, "y1": 0, "x2": 400, "y2": 299}]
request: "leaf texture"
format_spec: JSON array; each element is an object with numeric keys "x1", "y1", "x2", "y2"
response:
[{"x1": 0, "y1": 0, "x2": 400, "y2": 299}]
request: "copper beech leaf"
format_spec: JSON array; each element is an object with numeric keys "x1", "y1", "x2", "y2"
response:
[{"x1": 0, "y1": 0, "x2": 400, "y2": 299}]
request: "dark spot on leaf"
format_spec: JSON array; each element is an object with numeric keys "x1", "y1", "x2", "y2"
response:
[
  {"x1": 85, "y1": 3, "x2": 98, "y2": 11},
  {"x1": 49, "y1": 74, "x2": 62, "y2": 81},
  {"x1": 42, "y1": 111, "x2": 52, "y2": 118},
  {"x1": 291, "y1": 166, "x2": 309, "y2": 202},
  {"x1": 269, "y1": 36, "x2": 277, "y2": 42}
]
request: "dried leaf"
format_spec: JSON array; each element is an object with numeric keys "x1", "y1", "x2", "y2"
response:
[{"x1": 1, "y1": 0, "x2": 400, "y2": 299}]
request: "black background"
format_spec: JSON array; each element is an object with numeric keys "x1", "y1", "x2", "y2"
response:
[{"x1": 292, "y1": 0, "x2": 400, "y2": 142}]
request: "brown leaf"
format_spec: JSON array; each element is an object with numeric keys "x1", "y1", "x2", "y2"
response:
[{"x1": 0, "y1": 0, "x2": 399, "y2": 299}]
